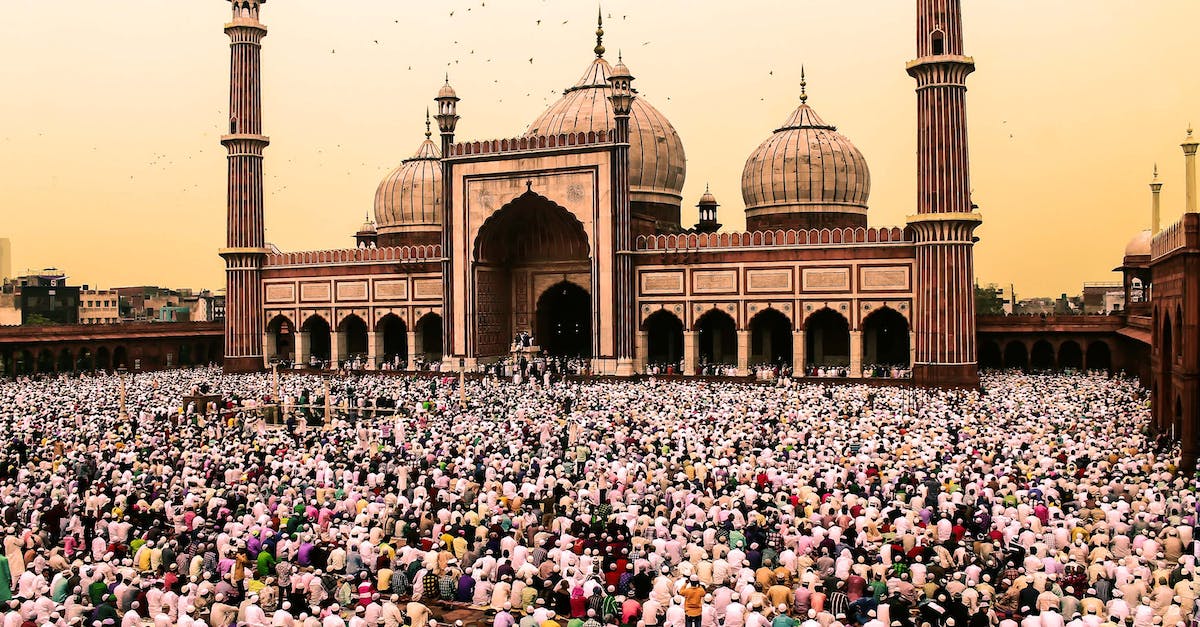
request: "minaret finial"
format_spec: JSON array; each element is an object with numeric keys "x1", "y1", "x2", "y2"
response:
[
  {"x1": 1154, "y1": 163, "x2": 1159, "y2": 180},
  {"x1": 425, "y1": 108, "x2": 432, "y2": 139},
  {"x1": 800, "y1": 65, "x2": 808, "y2": 104},
  {"x1": 595, "y1": 7, "x2": 605, "y2": 58},
  {"x1": 705, "y1": 182, "x2": 710, "y2": 194}
]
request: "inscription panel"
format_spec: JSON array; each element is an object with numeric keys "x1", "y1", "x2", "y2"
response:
[
  {"x1": 746, "y1": 268, "x2": 794, "y2": 293},
  {"x1": 801, "y1": 268, "x2": 850, "y2": 292},
  {"x1": 335, "y1": 281, "x2": 369, "y2": 302},
  {"x1": 299, "y1": 281, "x2": 332, "y2": 303},
  {"x1": 413, "y1": 279, "x2": 442, "y2": 300},
  {"x1": 374, "y1": 280, "x2": 408, "y2": 301},
  {"x1": 860, "y1": 266, "x2": 910, "y2": 291},
  {"x1": 692, "y1": 270, "x2": 738, "y2": 295},
  {"x1": 264, "y1": 283, "x2": 295, "y2": 304},
  {"x1": 640, "y1": 271, "x2": 685, "y2": 296}
]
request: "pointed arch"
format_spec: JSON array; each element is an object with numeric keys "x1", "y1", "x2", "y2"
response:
[
  {"x1": 696, "y1": 308, "x2": 737, "y2": 367},
  {"x1": 804, "y1": 308, "x2": 850, "y2": 369},
  {"x1": 861, "y1": 307, "x2": 910, "y2": 368},
  {"x1": 749, "y1": 308, "x2": 793, "y2": 368},
  {"x1": 643, "y1": 309, "x2": 684, "y2": 370}
]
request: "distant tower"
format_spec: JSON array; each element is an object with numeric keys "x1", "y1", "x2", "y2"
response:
[
  {"x1": 0, "y1": 238, "x2": 10, "y2": 283},
  {"x1": 694, "y1": 185, "x2": 722, "y2": 234},
  {"x1": 220, "y1": 0, "x2": 270, "y2": 373},
  {"x1": 1184, "y1": 126, "x2": 1198, "y2": 215},
  {"x1": 1151, "y1": 164, "x2": 1163, "y2": 235},
  {"x1": 906, "y1": 0, "x2": 982, "y2": 388},
  {"x1": 355, "y1": 214, "x2": 378, "y2": 248}
]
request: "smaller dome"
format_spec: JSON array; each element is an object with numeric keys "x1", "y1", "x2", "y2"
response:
[
  {"x1": 610, "y1": 56, "x2": 633, "y2": 81},
  {"x1": 357, "y1": 215, "x2": 377, "y2": 234},
  {"x1": 697, "y1": 185, "x2": 718, "y2": 207},
  {"x1": 1124, "y1": 229, "x2": 1151, "y2": 258},
  {"x1": 437, "y1": 77, "x2": 457, "y2": 100},
  {"x1": 374, "y1": 129, "x2": 442, "y2": 233}
]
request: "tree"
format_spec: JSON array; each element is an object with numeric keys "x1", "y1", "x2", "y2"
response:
[
  {"x1": 22, "y1": 313, "x2": 55, "y2": 326},
  {"x1": 975, "y1": 283, "x2": 1006, "y2": 315}
]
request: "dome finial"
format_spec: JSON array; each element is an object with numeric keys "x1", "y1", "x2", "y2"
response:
[
  {"x1": 425, "y1": 108, "x2": 432, "y2": 138},
  {"x1": 705, "y1": 182, "x2": 710, "y2": 194},
  {"x1": 800, "y1": 65, "x2": 808, "y2": 105},
  {"x1": 595, "y1": 7, "x2": 605, "y2": 58},
  {"x1": 1154, "y1": 163, "x2": 1159, "y2": 180}
]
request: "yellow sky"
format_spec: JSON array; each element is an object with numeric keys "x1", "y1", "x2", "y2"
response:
[{"x1": 0, "y1": 0, "x2": 1196, "y2": 297}]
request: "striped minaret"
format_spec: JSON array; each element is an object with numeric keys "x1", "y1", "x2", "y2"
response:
[
  {"x1": 609, "y1": 49, "x2": 636, "y2": 376},
  {"x1": 220, "y1": 0, "x2": 270, "y2": 373},
  {"x1": 906, "y1": 0, "x2": 982, "y2": 388}
]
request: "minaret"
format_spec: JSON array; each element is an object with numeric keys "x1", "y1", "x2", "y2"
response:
[
  {"x1": 1151, "y1": 165, "x2": 1163, "y2": 235},
  {"x1": 220, "y1": 0, "x2": 270, "y2": 373},
  {"x1": 1184, "y1": 126, "x2": 1198, "y2": 215},
  {"x1": 905, "y1": 0, "x2": 982, "y2": 388},
  {"x1": 435, "y1": 77, "x2": 459, "y2": 368},
  {"x1": 609, "y1": 47, "x2": 636, "y2": 376}
]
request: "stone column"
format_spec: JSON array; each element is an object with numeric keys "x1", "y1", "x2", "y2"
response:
[
  {"x1": 636, "y1": 331, "x2": 649, "y2": 374},
  {"x1": 295, "y1": 332, "x2": 310, "y2": 368},
  {"x1": 407, "y1": 331, "x2": 419, "y2": 370},
  {"x1": 683, "y1": 331, "x2": 698, "y2": 376},
  {"x1": 367, "y1": 331, "x2": 383, "y2": 370},
  {"x1": 262, "y1": 332, "x2": 273, "y2": 368},
  {"x1": 909, "y1": 331, "x2": 917, "y2": 370},
  {"x1": 850, "y1": 330, "x2": 863, "y2": 378},
  {"x1": 793, "y1": 330, "x2": 805, "y2": 375},
  {"x1": 736, "y1": 330, "x2": 751, "y2": 377},
  {"x1": 331, "y1": 332, "x2": 347, "y2": 369}
]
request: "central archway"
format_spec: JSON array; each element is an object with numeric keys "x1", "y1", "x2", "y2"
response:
[
  {"x1": 473, "y1": 190, "x2": 591, "y2": 359},
  {"x1": 536, "y1": 282, "x2": 592, "y2": 358}
]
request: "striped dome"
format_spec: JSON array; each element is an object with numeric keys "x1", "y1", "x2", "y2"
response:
[
  {"x1": 525, "y1": 57, "x2": 686, "y2": 207},
  {"x1": 374, "y1": 135, "x2": 442, "y2": 233},
  {"x1": 741, "y1": 99, "x2": 870, "y2": 229}
]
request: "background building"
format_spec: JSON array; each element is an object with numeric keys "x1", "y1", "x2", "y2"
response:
[
  {"x1": 0, "y1": 239, "x2": 10, "y2": 283},
  {"x1": 1082, "y1": 282, "x2": 1125, "y2": 314},
  {"x1": 78, "y1": 289, "x2": 120, "y2": 324}
]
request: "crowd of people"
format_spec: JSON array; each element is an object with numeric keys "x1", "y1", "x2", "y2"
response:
[{"x1": 0, "y1": 367, "x2": 1192, "y2": 627}]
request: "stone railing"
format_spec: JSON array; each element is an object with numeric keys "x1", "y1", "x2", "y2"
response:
[
  {"x1": 1152, "y1": 217, "x2": 1188, "y2": 259},
  {"x1": 635, "y1": 226, "x2": 911, "y2": 251},
  {"x1": 446, "y1": 131, "x2": 611, "y2": 157},
  {"x1": 265, "y1": 245, "x2": 442, "y2": 267}
]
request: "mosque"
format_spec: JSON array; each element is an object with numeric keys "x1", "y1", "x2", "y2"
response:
[{"x1": 220, "y1": 0, "x2": 984, "y2": 388}]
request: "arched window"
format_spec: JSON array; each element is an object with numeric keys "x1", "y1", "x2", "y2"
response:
[{"x1": 931, "y1": 29, "x2": 945, "y2": 55}]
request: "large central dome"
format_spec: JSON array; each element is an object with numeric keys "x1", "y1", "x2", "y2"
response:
[{"x1": 525, "y1": 55, "x2": 687, "y2": 211}]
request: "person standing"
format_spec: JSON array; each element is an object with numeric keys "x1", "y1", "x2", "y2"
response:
[{"x1": 682, "y1": 576, "x2": 706, "y2": 627}]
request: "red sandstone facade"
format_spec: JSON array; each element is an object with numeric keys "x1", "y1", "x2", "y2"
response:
[{"x1": 225, "y1": 1, "x2": 984, "y2": 387}]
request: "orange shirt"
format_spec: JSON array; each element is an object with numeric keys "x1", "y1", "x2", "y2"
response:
[{"x1": 682, "y1": 585, "x2": 706, "y2": 617}]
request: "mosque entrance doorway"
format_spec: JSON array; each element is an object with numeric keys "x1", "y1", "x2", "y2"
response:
[
  {"x1": 805, "y1": 308, "x2": 850, "y2": 370},
  {"x1": 473, "y1": 190, "x2": 591, "y2": 360},
  {"x1": 536, "y1": 282, "x2": 592, "y2": 358}
]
